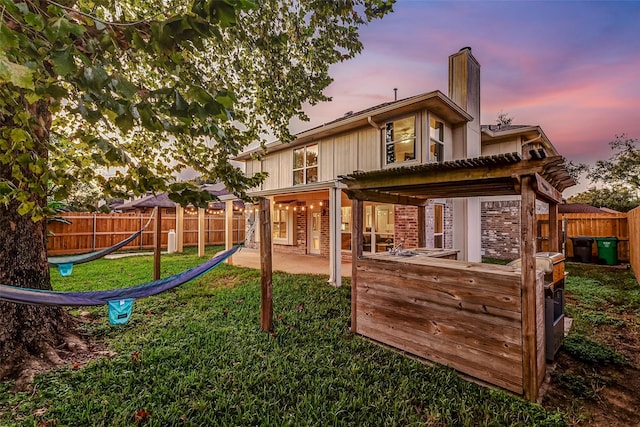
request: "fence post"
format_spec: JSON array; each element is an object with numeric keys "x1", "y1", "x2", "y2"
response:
[{"x1": 92, "y1": 213, "x2": 97, "y2": 251}]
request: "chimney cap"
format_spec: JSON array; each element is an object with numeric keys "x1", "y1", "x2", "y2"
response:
[{"x1": 459, "y1": 46, "x2": 472, "y2": 52}]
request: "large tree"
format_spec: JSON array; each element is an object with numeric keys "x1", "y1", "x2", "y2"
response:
[
  {"x1": 567, "y1": 186, "x2": 640, "y2": 213},
  {"x1": 588, "y1": 134, "x2": 640, "y2": 198},
  {"x1": 568, "y1": 134, "x2": 640, "y2": 212},
  {"x1": 0, "y1": 0, "x2": 393, "y2": 388}
]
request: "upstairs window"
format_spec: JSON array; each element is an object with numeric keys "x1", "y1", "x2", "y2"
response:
[
  {"x1": 384, "y1": 116, "x2": 415, "y2": 165},
  {"x1": 429, "y1": 118, "x2": 444, "y2": 163},
  {"x1": 293, "y1": 144, "x2": 318, "y2": 185}
]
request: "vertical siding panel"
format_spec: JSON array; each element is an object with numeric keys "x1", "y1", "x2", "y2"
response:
[
  {"x1": 334, "y1": 133, "x2": 358, "y2": 176},
  {"x1": 358, "y1": 127, "x2": 381, "y2": 172},
  {"x1": 262, "y1": 155, "x2": 279, "y2": 191},
  {"x1": 279, "y1": 150, "x2": 293, "y2": 188},
  {"x1": 319, "y1": 138, "x2": 334, "y2": 182}
]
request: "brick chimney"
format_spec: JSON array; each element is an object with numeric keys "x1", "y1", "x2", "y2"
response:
[
  {"x1": 449, "y1": 47, "x2": 482, "y2": 263},
  {"x1": 448, "y1": 47, "x2": 481, "y2": 158}
]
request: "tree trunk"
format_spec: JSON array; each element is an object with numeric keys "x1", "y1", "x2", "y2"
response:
[{"x1": 0, "y1": 99, "x2": 83, "y2": 389}]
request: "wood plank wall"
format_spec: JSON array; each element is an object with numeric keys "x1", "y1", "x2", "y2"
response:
[
  {"x1": 628, "y1": 207, "x2": 640, "y2": 284},
  {"x1": 47, "y1": 212, "x2": 245, "y2": 255},
  {"x1": 537, "y1": 213, "x2": 629, "y2": 261},
  {"x1": 355, "y1": 257, "x2": 527, "y2": 394}
]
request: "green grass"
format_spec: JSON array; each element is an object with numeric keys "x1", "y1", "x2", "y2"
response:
[
  {"x1": 0, "y1": 246, "x2": 565, "y2": 426},
  {"x1": 561, "y1": 334, "x2": 628, "y2": 366}
]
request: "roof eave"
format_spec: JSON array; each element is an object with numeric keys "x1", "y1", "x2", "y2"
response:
[{"x1": 235, "y1": 91, "x2": 472, "y2": 161}]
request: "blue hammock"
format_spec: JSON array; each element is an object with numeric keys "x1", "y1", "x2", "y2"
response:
[
  {"x1": 1, "y1": 246, "x2": 239, "y2": 318},
  {"x1": 47, "y1": 209, "x2": 156, "y2": 277}
]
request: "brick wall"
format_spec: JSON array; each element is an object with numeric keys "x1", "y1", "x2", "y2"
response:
[
  {"x1": 481, "y1": 200, "x2": 520, "y2": 260},
  {"x1": 394, "y1": 205, "x2": 419, "y2": 248},
  {"x1": 320, "y1": 201, "x2": 330, "y2": 257},
  {"x1": 443, "y1": 201, "x2": 454, "y2": 250}
]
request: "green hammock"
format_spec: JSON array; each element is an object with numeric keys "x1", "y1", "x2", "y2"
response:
[{"x1": 48, "y1": 209, "x2": 156, "y2": 277}]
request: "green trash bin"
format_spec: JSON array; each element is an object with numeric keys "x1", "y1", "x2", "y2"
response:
[{"x1": 594, "y1": 237, "x2": 618, "y2": 265}]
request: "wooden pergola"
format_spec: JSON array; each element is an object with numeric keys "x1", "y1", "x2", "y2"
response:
[{"x1": 340, "y1": 153, "x2": 575, "y2": 400}]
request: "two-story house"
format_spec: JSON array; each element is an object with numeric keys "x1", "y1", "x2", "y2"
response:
[{"x1": 235, "y1": 47, "x2": 563, "y2": 284}]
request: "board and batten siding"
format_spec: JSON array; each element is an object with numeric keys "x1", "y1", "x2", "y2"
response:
[
  {"x1": 354, "y1": 256, "x2": 544, "y2": 395},
  {"x1": 261, "y1": 150, "x2": 292, "y2": 191},
  {"x1": 357, "y1": 127, "x2": 381, "y2": 172},
  {"x1": 253, "y1": 108, "x2": 456, "y2": 190}
]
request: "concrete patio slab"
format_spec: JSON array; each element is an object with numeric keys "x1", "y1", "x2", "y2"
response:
[{"x1": 229, "y1": 247, "x2": 352, "y2": 278}]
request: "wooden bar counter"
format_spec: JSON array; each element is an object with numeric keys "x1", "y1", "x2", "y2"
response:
[{"x1": 353, "y1": 251, "x2": 544, "y2": 396}]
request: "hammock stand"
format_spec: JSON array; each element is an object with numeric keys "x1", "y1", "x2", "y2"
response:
[
  {"x1": 47, "y1": 207, "x2": 157, "y2": 277},
  {"x1": 1, "y1": 245, "x2": 240, "y2": 324}
]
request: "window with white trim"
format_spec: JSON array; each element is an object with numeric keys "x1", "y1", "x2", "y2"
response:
[
  {"x1": 272, "y1": 204, "x2": 294, "y2": 244},
  {"x1": 384, "y1": 116, "x2": 416, "y2": 165},
  {"x1": 293, "y1": 144, "x2": 318, "y2": 185},
  {"x1": 429, "y1": 118, "x2": 444, "y2": 163}
]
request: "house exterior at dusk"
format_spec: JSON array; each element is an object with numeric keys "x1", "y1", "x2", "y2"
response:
[{"x1": 235, "y1": 48, "x2": 564, "y2": 283}]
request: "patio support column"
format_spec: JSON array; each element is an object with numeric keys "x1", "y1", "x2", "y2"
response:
[
  {"x1": 198, "y1": 207, "x2": 205, "y2": 257},
  {"x1": 521, "y1": 175, "x2": 541, "y2": 401},
  {"x1": 176, "y1": 205, "x2": 184, "y2": 253},
  {"x1": 225, "y1": 200, "x2": 234, "y2": 265},
  {"x1": 259, "y1": 198, "x2": 273, "y2": 332},
  {"x1": 549, "y1": 202, "x2": 559, "y2": 253},
  {"x1": 328, "y1": 187, "x2": 342, "y2": 286},
  {"x1": 350, "y1": 198, "x2": 363, "y2": 333},
  {"x1": 452, "y1": 198, "x2": 481, "y2": 262}
]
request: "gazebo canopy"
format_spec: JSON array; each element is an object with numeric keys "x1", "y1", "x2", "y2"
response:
[{"x1": 340, "y1": 153, "x2": 575, "y2": 205}]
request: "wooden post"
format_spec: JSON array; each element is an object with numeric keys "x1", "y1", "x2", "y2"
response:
[
  {"x1": 520, "y1": 175, "x2": 540, "y2": 400},
  {"x1": 350, "y1": 199, "x2": 363, "y2": 333},
  {"x1": 154, "y1": 207, "x2": 161, "y2": 280},
  {"x1": 259, "y1": 198, "x2": 273, "y2": 332},
  {"x1": 549, "y1": 202, "x2": 559, "y2": 253},
  {"x1": 328, "y1": 187, "x2": 342, "y2": 286},
  {"x1": 198, "y1": 207, "x2": 205, "y2": 257},
  {"x1": 176, "y1": 205, "x2": 184, "y2": 253},
  {"x1": 418, "y1": 205, "x2": 427, "y2": 248},
  {"x1": 225, "y1": 200, "x2": 234, "y2": 264}
]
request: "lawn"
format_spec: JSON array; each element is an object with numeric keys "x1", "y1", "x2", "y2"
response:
[{"x1": 0, "y1": 248, "x2": 602, "y2": 426}]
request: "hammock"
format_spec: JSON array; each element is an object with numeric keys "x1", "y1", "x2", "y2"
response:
[
  {"x1": 1, "y1": 246, "x2": 240, "y2": 323},
  {"x1": 48, "y1": 208, "x2": 157, "y2": 277}
]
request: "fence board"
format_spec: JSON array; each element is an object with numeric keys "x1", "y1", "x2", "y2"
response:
[
  {"x1": 47, "y1": 212, "x2": 245, "y2": 255},
  {"x1": 628, "y1": 207, "x2": 640, "y2": 283},
  {"x1": 537, "y1": 213, "x2": 629, "y2": 261}
]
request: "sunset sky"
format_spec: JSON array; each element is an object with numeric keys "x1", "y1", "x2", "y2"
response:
[{"x1": 297, "y1": 1, "x2": 640, "y2": 194}]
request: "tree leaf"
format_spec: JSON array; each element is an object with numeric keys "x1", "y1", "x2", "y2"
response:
[
  {"x1": 52, "y1": 47, "x2": 76, "y2": 76},
  {"x1": 0, "y1": 55, "x2": 35, "y2": 89},
  {"x1": 0, "y1": 23, "x2": 19, "y2": 50}
]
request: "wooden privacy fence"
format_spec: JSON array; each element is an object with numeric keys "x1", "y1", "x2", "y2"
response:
[
  {"x1": 537, "y1": 213, "x2": 629, "y2": 262},
  {"x1": 628, "y1": 207, "x2": 640, "y2": 283},
  {"x1": 47, "y1": 212, "x2": 245, "y2": 255}
]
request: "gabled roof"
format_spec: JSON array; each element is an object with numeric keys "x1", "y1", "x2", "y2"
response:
[
  {"x1": 235, "y1": 91, "x2": 472, "y2": 161},
  {"x1": 481, "y1": 124, "x2": 559, "y2": 156}
]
